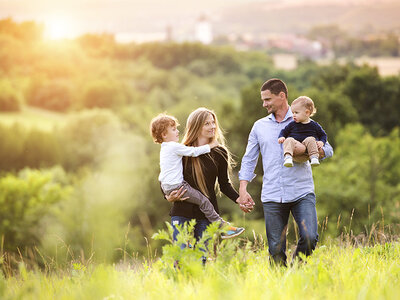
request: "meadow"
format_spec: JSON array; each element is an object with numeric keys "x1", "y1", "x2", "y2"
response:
[
  {"x1": 1, "y1": 238, "x2": 399, "y2": 300},
  {"x1": 1, "y1": 18, "x2": 400, "y2": 300}
]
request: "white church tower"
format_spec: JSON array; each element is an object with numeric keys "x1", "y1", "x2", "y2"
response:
[{"x1": 195, "y1": 14, "x2": 213, "y2": 44}]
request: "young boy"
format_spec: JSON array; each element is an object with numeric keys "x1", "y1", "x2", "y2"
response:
[
  {"x1": 150, "y1": 113, "x2": 245, "y2": 239},
  {"x1": 278, "y1": 96, "x2": 327, "y2": 167}
]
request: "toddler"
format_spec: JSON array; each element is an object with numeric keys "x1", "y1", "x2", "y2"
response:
[{"x1": 278, "y1": 96, "x2": 327, "y2": 167}]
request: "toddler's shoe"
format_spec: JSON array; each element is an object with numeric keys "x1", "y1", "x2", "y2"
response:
[
  {"x1": 283, "y1": 156, "x2": 293, "y2": 167},
  {"x1": 310, "y1": 157, "x2": 320, "y2": 167},
  {"x1": 221, "y1": 224, "x2": 245, "y2": 239}
]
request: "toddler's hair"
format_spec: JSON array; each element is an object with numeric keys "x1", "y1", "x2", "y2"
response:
[
  {"x1": 292, "y1": 96, "x2": 317, "y2": 116},
  {"x1": 150, "y1": 113, "x2": 179, "y2": 144}
]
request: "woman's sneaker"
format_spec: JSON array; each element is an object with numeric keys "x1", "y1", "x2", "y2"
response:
[{"x1": 221, "y1": 225, "x2": 245, "y2": 239}]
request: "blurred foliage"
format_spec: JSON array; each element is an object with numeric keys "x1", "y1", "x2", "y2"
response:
[
  {"x1": 307, "y1": 24, "x2": 399, "y2": 57},
  {"x1": 0, "y1": 168, "x2": 71, "y2": 252},
  {"x1": 314, "y1": 125, "x2": 400, "y2": 236},
  {"x1": 0, "y1": 79, "x2": 22, "y2": 111},
  {"x1": 0, "y1": 18, "x2": 399, "y2": 263}
]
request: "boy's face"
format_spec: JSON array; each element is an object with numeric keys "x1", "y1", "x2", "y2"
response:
[
  {"x1": 162, "y1": 124, "x2": 179, "y2": 142},
  {"x1": 291, "y1": 103, "x2": 310, "y2": 123}
]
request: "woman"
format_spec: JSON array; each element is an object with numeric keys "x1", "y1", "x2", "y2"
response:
[{"x1": 165, "y1": 107, "x2": 250, "y2": 242}]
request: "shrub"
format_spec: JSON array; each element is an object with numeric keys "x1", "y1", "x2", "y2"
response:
[
  {"x1": 0, "y1": 168, "x2": 71, "y2": 252},
  {"x1": 0, "y1": 80, "x2": 22, "y2": 111},
  {"x1": 27, "y1": 79, "x2": 72, "y2": 112}
]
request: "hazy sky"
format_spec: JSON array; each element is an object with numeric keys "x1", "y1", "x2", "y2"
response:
[
  {"x1": 0, "y1": 0, "x2": 396, "y2": 39},
  {"x1": 0, "y1": 0, "x2": 247, "y2": 35}
]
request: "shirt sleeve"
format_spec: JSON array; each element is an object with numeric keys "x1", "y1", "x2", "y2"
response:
[
  {"x1": 321, "y1": 140, "x2": 333, "y2": 160},
  {"x1": 216, "y1": 148, "x2": 239, "y2": 203},
  {"x1": 173, "y1": 143, "x2": 211, "y2": 157},
  {"x1": 314, "y1": 122, "x2": 328, "y2": 144},
  {"x1": 239, "y1": 124, "x2": 260, "y2": 182}
]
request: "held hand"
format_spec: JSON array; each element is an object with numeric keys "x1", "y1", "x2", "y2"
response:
[
  {"x1": 236, "y1": 192, "x2": 255, "y2": 213},
  {"x1": 165, "y1": 186, "x2": 189, "y2": 202},
  {"x1": 316, "y1": 141, "x2": 324, "y2": 149},
  {"x1": 278, "y1": 137, "x2": 285, "y2": 144},
  {"x1": 209, "y1": 140, "x2": 219, "y2": 148}
]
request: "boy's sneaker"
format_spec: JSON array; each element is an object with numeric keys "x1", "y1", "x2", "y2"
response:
[
  {"x1": 310, "y1": 157, "x2": 320, "y2": 167},
  {"x1": 283, "y1": 156, "x2": 293, "y2": 167},
  {"x1": 221, "y1": 225, "x2": 245, "y2": 239}
]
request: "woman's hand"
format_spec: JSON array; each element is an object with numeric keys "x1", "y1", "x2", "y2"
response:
[
  {"x1": 165, "y1": 186, "x2": 189, "y2": 202},
  {"x1": 236, "y1": 195, "x2": 254, "y2": 213}
]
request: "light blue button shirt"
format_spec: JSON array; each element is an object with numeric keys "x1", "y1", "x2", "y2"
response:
[{"x1": 239, "y1": 109, "x2": 333, "y2": 203}]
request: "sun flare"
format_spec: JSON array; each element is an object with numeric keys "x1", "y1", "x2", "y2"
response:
[{"x1": 45, "y1": 16, "x2": 76, "y2": 40}]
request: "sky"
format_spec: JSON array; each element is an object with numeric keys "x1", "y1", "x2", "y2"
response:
[{"x1": 0, "y1": 0, "x2": 396, "y2": 40}]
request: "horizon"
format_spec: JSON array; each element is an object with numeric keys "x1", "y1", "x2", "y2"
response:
[{"x1": 0, "y1": 0, "x2": 399, "y2": 41}]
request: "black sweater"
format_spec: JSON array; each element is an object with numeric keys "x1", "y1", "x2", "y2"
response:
[
  {"x1": 279, "y1": 120, "x2": 327, "y2": 144},
  {"x1": 169, "y1": 146, "x2": 239, "y2": 219}
]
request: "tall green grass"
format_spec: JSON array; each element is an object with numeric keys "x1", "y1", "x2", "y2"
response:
[{"x1": 1, "y1": 223, "x2": 399, "y2": 300}]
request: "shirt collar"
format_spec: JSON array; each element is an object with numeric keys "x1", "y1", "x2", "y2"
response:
[{"x1": 267, "y1": 109, "x2": 293, "y2": 123}]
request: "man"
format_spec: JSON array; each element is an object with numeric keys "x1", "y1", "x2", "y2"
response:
[{"x1": 237, "y1": 78, "x2": 333, "y2": 266}]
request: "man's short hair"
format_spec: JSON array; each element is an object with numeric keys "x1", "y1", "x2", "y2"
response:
[
  {"x1": 150, "y1": 113, "x2": 179, "y2": 144},
  {"x1": 260, "y1": 78, "x2": 288, "y2": 98}
]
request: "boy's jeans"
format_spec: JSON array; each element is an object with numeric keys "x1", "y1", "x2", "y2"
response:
[{"x1": 262, "y1": 193, "x2": 319, "y2": 266}]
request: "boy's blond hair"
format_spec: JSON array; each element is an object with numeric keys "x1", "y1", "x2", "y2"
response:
[
  {"x1": 150, "y1": 113, "x2": 180, "y2": 144},
  {"x1": 291, "y1": 96, "x2": 317, "y2": 117}
]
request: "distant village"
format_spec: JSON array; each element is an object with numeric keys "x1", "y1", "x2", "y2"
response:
[
  {"x1": 115, "y1": 15, "x2": 327, "y2": 59},
  {"x1": 114, "y1": 14, "x2": 400, "y2": 74}
]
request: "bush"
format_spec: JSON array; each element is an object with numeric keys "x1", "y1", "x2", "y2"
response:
[
  {"x1": 80, "y1": 79, "x2": 129, "y2": 109},
  {"x1": 0, "y1": 80, "x2": 22, "y2": 111},
  {"x1": 0, "y1": 168, "x2": 71, "y2": 252},
  {"x1": 27, "y1": 79, "x2": 72, "y2": 112},
  {"x1": 60, "y1": 109, "x2": 123, "y2": 170},
  {"x1": 0, "y1": 123, "x2": 62, "y2": 171}
]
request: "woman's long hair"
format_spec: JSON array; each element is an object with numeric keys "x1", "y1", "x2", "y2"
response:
[{"x1": 182, "y1": 107, "x2": 235, "y2": 198}]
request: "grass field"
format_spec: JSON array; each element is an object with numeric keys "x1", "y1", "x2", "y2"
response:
[{"x1": 1, "y1": 241, "x2": 399, "y2": 300}]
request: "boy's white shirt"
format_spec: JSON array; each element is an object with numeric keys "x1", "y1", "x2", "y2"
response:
[{"x1": 158, "y1": 141, "x2": 211, "y2": 185}]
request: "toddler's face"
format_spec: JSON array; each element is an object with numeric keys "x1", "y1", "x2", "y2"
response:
[
  {"x1": 162, "y1": 125, "x2": 180, "y2": 142},
  {"x1": 291, "y1": 103, "x2": 310, "y2": 123}
]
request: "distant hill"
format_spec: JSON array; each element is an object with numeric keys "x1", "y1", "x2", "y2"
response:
[
  {"x1": 214, "y1": 1, "x2": 400, "y2": 35},
  {"x1": 0, "y1": 0, "x2": 399, "y2": 36}
]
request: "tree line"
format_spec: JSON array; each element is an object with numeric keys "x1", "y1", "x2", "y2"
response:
[{"x1": 0, "y1": 18, "x2": 399, "y2": 264}]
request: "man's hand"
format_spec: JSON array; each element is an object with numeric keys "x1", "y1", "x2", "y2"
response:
[
  {"x1": 165, "y1": 186, "x2": 189, "y2": 202},
  {"x1": 316, "y1": 141, "x2": 324, "y2": 149},
  {"x1": 278, "y1": 137, "x2": 285, "y2": 144},
  {"x1": 236, "y1": 195, "x2": 254, "y2": 213},
  {"x1": 237, "y1": 181, "x2": 255, "y2": 213}
]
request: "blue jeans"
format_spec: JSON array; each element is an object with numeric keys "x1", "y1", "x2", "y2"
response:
[
  {"x1": 262, "y1": 193, "x2": 319, "y2": 265},
  {"x1": 171, "y1": 216, "x2": 210, "y2": 264},
  {"x1": 171, "y1": 216, "x2": 210, "y2": 244}
]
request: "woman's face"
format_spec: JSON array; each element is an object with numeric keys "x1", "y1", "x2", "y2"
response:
[{"x1": 199, "y1": 113, "x2": 216, "y2": 140}]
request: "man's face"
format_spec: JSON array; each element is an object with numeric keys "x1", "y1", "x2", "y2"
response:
[{"x1": 261, "y1": 89, "x2": 282, "y2": 114}]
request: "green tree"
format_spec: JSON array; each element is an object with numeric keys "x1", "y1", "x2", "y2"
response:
[
  {"x1": 0, "y1": 168, "x2": 71, "y2": 252},
  {"x1": 314, "y1": 124, "x2": 400, "y2": 236},
  {"x1": 60, "y1": 109, "x2": 123, "y2": 171},
  {"x1": 0, "y1": 79, "x2": 22, "y2": 111},
  {"x1": 27, "y1": 79, "x2": 72, "y2": 112}
]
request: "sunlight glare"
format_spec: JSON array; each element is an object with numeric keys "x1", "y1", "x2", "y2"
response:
[{"x1": 45, "y1": 15, "x2": 76, "y2": 40}]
